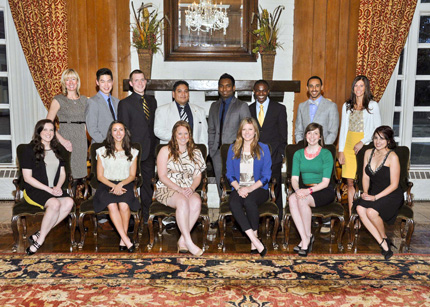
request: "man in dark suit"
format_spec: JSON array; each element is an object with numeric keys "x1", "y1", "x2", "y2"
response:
[
  {"x1": 249, "y1": 80, "x2": 287, "y2": 221},
  {"x1": 208, "y1": 73, "x2": 251, "y2": 195},
  {"x1": 117, "y1": 69, "x2": 157, "y2": 222}
]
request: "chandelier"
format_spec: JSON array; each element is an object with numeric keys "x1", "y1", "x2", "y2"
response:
[{"x1": 185, "y1": 0, "x2": 229, "y2": 35}]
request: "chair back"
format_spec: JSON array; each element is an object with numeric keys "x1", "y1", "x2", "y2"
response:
[
  {"x1": 355, "y1": 144, "x2": 410, "y2": 194},
  {"x1": 16, "y1": 143, "x2": 71, "y2": 191},
  {"x1": 89, "y1": 142, "x2": 142, "y2": 189}
]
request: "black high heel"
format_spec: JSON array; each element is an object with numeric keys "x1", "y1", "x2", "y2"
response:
[
  {"x1": 293, "y1": 245, "x2": 301, "y2": 253},
  {"x1": 28, "y1": 231, "x2": 40, "y2": 245},
  {"x1": 298, "y1": 235, "x2": 314, "y2": 257},
  {"x1": 385, "y1": 237, "x2": 397, "y2": 250},
  {"x1": 379, "y1": 238, "x2": 393, "y2": 260},
  {"x1": 26, "y1": 241, "x2": 42, "y2": 255},
  {"x1": 259, "y1": 244, "x2": 267, "y2": 257},
  {"x1": 127, "y1": 243, "x2": 136, "y2": 253},
  {"x1": 119, "y1": 245, "x2": 127, "y2": 251},
  {"x1": 308, "y1": 235, "x2": 315, "y2": 253}
]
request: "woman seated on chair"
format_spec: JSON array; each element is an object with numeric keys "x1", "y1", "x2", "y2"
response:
[
  {"x1": 226, "y1": 117, "x2": 271, "y2": 257},
  {"x1": 354, "y1": 126, "x2": 403, "y2": 260},
  {"x1": 93, "y1": 121, "x2": 140, "y2": 253},
  {"x1": 289, "y1": 123, "x2": 335, "y2": 257},
  {"x1": 155, "y1": 120, "x2": 206, "y2": 256},
  {"x1": 22, "y1": 119, "x2": 74, "y2": 255}
]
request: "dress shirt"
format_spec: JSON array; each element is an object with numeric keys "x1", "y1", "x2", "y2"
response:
[
  {"x1": 99, "y1": 91, "x2": 116, "y2": 119},
  {"x1": 175, "y1": 101, "x2": 194, "y2": 130},
  {"x1": 219, "y1": 95, "x2": 234, "y2": 122},
  {"x1": 309, "y1": 96, "x2": 322, "y2": 122},
  {"x1": 255, "y1": 97, "x2": 269, "y2": 121}
]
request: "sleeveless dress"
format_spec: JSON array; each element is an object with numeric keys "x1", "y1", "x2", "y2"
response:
[
  {"x1": 54, "y1": 94, "x2": 88, "y2": 179},
  {"x1": 355, "y1": 149, "x2": 404, "y2": 225},
  {"x1": 155, "y1": 149, "x2": 206, "y2": 205}
]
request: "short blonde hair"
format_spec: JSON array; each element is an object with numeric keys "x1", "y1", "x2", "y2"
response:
[{"x1": 60, "y1": 69, "x2": 81, "y2": 96}]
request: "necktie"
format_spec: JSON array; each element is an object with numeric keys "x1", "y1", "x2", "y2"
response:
[
  {"x1": 142, "y1": 96, "x2": 150, "y2": 120},
  {"x1": 180, "y1": 106, "x2": 188, "y2": 122},
  {"x1": 107, "y1": 97, "x2": 116, "y2": 120},
  {"x1": 219, "y1": 101, "x2": 226, "y2": 148},
  {"x1": 258, "y1": 104, "x2": 264, "y2": 127}
]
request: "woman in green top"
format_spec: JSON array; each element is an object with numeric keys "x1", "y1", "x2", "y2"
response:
[{"x1": 290, "y1": 123, "x2": 335, "y2": 256}]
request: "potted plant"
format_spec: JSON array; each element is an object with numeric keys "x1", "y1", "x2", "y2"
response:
[
  {"x1": 131, "y1": 2, "x2": 165, "y2": 79},
  {"x1": 252, "y1": 5, "x2": 285, "y2": 80}
]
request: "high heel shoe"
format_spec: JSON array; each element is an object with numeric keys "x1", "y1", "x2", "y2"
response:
[
  {"x1": 379, "y1": 238, "x2": 393, "y2": 260},
  {"x1": 26, "y1": 241, "x2": 42, "y2": 255},
  {"x1": 177, "y1": 243, "x2": 189, "y2": 254},
  {"x1": 119, "y1": 245, "x2": 127, "y2": 251},
  {"x1": 127, "y1": 243, "x2": 136, "y2": 253},
  {"x1": 385, "y1": 237, "x2": 397, "y2": 249},
  {"x1": 251, "y1": 249, "x2": 259, "y2": 254},
  {"x1": 191, "y1": 248, "x2": 204, "y2": 257},
  {"x1": 298, "y1": 236, "x2": 314, "y2": 257},
  {"x1": 28, "y1": 231, "x2": 40, "y2": 245},
  {"x1": 259, "y1": 244, "x2": 267, "y2": 258},
  {"x1": 293, "y1": 245, "x2": 301, "y2": 253},
  {"x1": 308, "y1": 235, "x2": 315, "y2": 253}
]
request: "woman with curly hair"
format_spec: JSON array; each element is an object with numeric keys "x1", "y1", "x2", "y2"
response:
[
  {"x1": 93, "y1": 121, "x2": 140, "y2": 253},
  {"x1": 155, "y1": 120, "x2": 206, "y2": 256},
  {"x1": 226, "y1": 117, "x2": 272, "y2": 257},
  {"x1": 21, "y1": 119, "x2": 74, "y2": 255}
]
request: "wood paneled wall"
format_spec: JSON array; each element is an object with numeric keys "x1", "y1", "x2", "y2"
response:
[
  {"x1": 66, "y1": 0, "x2": 130, "y2": 99},
  {"x1": 293, "y1": 0, "x2": 360, "y2": 142}
]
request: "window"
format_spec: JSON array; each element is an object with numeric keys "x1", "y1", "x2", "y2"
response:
[
  {"x1": 0, "y1": 4, "x2": 11, "y2": 163},
  {"x1": 391, "y1": 1, "x2": 430, "y2": 167}
]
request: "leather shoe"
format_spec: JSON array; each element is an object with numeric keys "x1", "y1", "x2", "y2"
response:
[
  {"x1": 250, "y1": 249, "x2": 259, "y2": 255},
  {"x1": 259, "y1": 244, "x2": 267, "y2": 258},
  {"x1": 119, "y1": 245, "x2": 127, "y2": 251},
  {"x1": 127, "y1": 244, "x2": 136, "y2": 253},
  {"x1": 293, "y1": 245, "x2": 301, "y2": 253}
]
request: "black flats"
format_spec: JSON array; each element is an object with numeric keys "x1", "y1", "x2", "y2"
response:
[{"x1": 379, "y1": 238, "x2": 393, "y2": 260}]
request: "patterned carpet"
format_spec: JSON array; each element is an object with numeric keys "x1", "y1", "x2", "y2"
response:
[{"x1": 0, "y1": 253, "x2": 429, "y2": 306}]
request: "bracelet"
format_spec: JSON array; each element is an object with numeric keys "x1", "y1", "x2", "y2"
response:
[{"x1": 309, "y1": 188, "x2": 313, "y2": 195}]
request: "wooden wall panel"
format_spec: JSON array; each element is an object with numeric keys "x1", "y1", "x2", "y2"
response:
[
  {"x1": 293, "y1": 0, "x2": 360, "y2": 143},
  {"x1": 66, "y1": 0, "x2": 130, "y2": 99}
]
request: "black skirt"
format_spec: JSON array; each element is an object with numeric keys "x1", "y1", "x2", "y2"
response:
[
  {"x1": 93, "y1": 181, "x2": 140, "y2": 213},
  {"x1": 310, "y1": 185, "x2": 335, "y2": 207},
  {"x1": 24, "y1": 188, "x2": 69, "y2": 209}
]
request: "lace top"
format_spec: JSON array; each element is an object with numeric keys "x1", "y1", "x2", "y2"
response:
[
  {"x1": 96, "y1": 146, "x2": 139, "y2": 181},
  {"x1": 367, "y1": 148, "x2": 393, "y2": 175}
]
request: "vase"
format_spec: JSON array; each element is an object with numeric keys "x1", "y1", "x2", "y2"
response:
[
  {"x1": 260, "y1": 51, "x2": 276, "y2": 80},
  {"x1": 137, "y1": 49, "x2": 153, "y2": 79}
]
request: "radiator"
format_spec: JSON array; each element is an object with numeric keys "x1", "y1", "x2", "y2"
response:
[
  {"x1": 409, "y1": 170, "x2": 430, "y2": 201},
  {"x1": 0, "y1": 167, "x2": 18, "y2": 200}
]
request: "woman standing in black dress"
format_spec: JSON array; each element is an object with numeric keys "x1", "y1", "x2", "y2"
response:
[
  {"x1": 93, "y1": 121, "x2": 140, "y2": 252},
  {"x1": 355, "y1": 126, "x2": 403, "y2": 260},
  {"x1": 22, "y1": 119, "x2": 74, "y2": 255}
]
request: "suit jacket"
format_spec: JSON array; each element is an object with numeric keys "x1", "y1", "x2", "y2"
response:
[
  {"x1": 250, "y1": 100, "x2": 287, "y2": 165},
  {"x1": 85, "y1": 92, "x2": 120, "y2": 143},
  {"x1": 295, "y1": 97, "x2": 339, "y2": 144},
  {"x1": 226, "y1": 142, "x2": 272, "y2": 190},
  {"x1": 117, "y1": 92, "x2": 157, "y2": 161},
  {"x1": 154, "y1": 101, "x2": 208, "y2": 148},
  {"x1": 208, "y1": 96, "x2": 251, "y2": 157}
]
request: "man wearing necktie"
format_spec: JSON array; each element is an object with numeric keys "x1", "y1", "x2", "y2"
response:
[
  {"x1": 249, "y1": 80, "x2": 287, "y2": 222},
  {"x1": 154, "y1": 80, "x2": 208, "y2": 148},
  {"x1": 295, "y1": 76, "x2": 339, "y2": 145},
  {"x1": 118, "y1": 69, "x2": 158, "y2": 222},
  {"x1": 208, "y1": 73, "x2": 251, "y2": 195},
  {"x1": 86, "y1": 68, "x2": 120, "y2": 143}
]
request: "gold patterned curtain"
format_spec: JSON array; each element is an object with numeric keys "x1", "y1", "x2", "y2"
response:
[
  {"x1": 8, "y1": 0, "x2": 68, "y2": 109},
  {"x1": 356, "y1": 0, "x2": 417, "y2": 102}
]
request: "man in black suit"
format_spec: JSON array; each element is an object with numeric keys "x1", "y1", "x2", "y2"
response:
[
  {"x1": 249, "y1": 80, "x2": 287, "y2": 221},
  {"x1": 117, "y1": 69, "x2": 157, "y2": 222}
]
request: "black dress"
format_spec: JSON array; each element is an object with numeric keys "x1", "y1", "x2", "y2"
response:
[{"x1": 355, "y1": 149, "x2": 403, "y2": 225}]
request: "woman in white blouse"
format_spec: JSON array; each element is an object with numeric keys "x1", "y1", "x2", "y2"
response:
[{"x1": 94, "y1": 121, "x2": 140, "y2": 252}]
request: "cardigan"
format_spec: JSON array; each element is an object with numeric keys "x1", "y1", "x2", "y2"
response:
[
  {"x1": 338, "y1": 100, "x2": 381, "y2": 152},
  {"x1": 226, "y1": 142, "x2": 272, "y2": 190}
]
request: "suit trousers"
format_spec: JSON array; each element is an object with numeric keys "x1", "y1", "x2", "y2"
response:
[
  {"x1": 229, "y1": 188, "x2": 268, "y2": 232},
  {"x1": 272, "y1": 161, "x2": 283, "y2": 221},
  {"x1": 211, "y1": 149, "x2": 222, "y2": 196},
  {"x1": 140, "y1": 156, "x2": 155, "y2": 222}
]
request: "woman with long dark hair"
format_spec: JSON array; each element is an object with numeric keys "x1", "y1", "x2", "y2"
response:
[
  {"x1": 93, "y1": 121, "x2": 140, "y2": 252},
  {"x1": 22, "y1": 119, "x2": 74, "y2": 255},
  {"x1": 338, "y1": 75, "x2": 381, "y2": 215},
  {"x1": 155, "y1": 121, "x2": 206, "y2": 256},
  {"x1": 226, "y1": 117, "x2": 272, "y2": 257},
  {"x1": 355, "y1": 126, "x2": 403, "y2": 260}
]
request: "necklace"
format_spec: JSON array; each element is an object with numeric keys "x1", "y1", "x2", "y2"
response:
[
  {"x1": 67, "y1": 95, "x2": 80, "y2": 105},
  {"x1": 304, "y1": 146, "x2": 321, "y2": 159}
]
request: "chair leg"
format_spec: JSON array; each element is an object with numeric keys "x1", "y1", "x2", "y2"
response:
[
  {"x1": 283, "y1": 215, "x2": 291, "y2": 249},
  {"x1": 201, "y1": 216, "x2": 210, "y2": 250},
  {"x1": 336, "y1": 217, "x2": 345, "y2": 251},
  {"x1": 265, "y1": 217, "x2": 271, "y2": 237},
  {"x1": 347, "y1": 215, "x2": 357, "y2": 250},
  {"x1": 404, "y1": 219, "x2": 414, "y2": 252},
  {"x1": 11, "y1": 216, "x2": 19, "y2": 253},
  {"x1": 78, "y1": 213, "x2": 87, "y2": 249},
  {"x1": 157, "y1": 217, "x2": 163, "y2": 237},
  {"x1": 271, "y1": 215, "x2": 279, "y2": 250},
  {"x1": 217, "y1": 215, "x2": 226, "y2": 250},
  {"x1": 330, "y1": 218, "x2": 336, "y2": 240},
  {"x1": 147, "y1": 215, "x2": 155, "y2": 250},
  {"x1": 69, "y1": 212, "x2": 77, "y2": 247},
  {"x1": 21, "y1": 216, "x2": 27, "y2": 239},
  {"x1": 132, "y1": 212, "x2": 141, "y2": 248},
  {"x1": 92, "y1": 215, "x2": 98, "y2": 236}
]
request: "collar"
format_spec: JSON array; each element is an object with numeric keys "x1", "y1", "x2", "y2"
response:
[{"x1": 309, "y1": 96, "x2": 323, "y2": 105}]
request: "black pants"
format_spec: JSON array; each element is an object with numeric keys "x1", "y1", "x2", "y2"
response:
[
  {"x1": 229, "y1": 188, "x2": 268, "y2": 232},
  {"x1": 140, "y1": 156, "x2": 155, "y2": 222},
  {"x1": 272, "y1": 161, "x2": 283, "y2": 221}
]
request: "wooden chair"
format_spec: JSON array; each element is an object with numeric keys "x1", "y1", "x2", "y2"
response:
[
  {"x1": 217, "y1": 143, "x2": 280, "y2": 251},
  {"x1": 77, "y1": 142, "x2": 142, "y2": 249},
  {"x1": 348, "y1": 144, "x2": 414, "y2": 252},
  {"x1": 283, "y1": 143, "x2": 345, "y2": 251},
  {"x1": 11, "y1": 144, "x2": 77, "y2": 252},
  {"x1": 147, "y1": 144, "x2": 210, "y2": 251}
]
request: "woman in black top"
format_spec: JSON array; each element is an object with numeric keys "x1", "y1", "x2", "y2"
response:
[{"x1": 21, "y1": 119, "x2": 74, "y2": 255}]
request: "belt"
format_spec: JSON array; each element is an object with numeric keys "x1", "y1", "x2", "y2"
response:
[
  {"x1": 59, "y1": 121, "x2": 85, "y2": 124},
  {"x1": 304, "y1": 183, "x2": 317, "y2": 187}
]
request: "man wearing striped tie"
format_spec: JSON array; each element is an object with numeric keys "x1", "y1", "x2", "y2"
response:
[
  {"x1": 118, "y1": 69, "x2": 158, "y2": 222},
  {"x1": 154, "y1": 80, "x2": 208, "y2": 149}
]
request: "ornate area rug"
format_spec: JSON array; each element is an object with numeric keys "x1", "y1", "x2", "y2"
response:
[{"x1": 0, "y1": 253, "x2": 429, "y2": 306}]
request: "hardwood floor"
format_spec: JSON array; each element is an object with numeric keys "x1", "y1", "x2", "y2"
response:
[{"x1": 1, "y1": 202, "x2": 429, "y2": 255}]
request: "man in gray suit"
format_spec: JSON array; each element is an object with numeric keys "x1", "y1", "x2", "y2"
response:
[
  {"x1": 295, "y1": 76, "x2": 339, "y2": 144},
  {"x1": 208, "y1": 73, "x2": 251, "y2": 194},
  {"x1": 86, "y1": 68, "x2": 119, "y2": 143}
]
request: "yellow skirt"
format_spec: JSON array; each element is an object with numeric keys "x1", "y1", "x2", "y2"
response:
[{"x1": 342, "y1": 131, "x2": 364, "y2": 179}]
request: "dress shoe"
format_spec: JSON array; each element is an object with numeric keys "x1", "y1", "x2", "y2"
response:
[
  {"x1": 127, "y1": 244, "x2": 136, "y2": 253},
  {"x1": 26, "y1": 241, "x2": 42, "y2": 255},
  {"x1": 28, "y1": 231, "x2": 40, "y2": 245},
  {"x1": 119, "y1": 245, "x2": 127, "y2": 251},
  {"x1": 298, "y1": 236, "x2": 314, "y2": 257},
  {"x1": 379, "y1": 238, "x2": 393, "y2": 260},
  {"x1": 385, "y1": 237, "x2": 397, "y2": 249},
  {"x1": 191, "y1": 248, "x2": 204, "y2": 257},
  {"x1": 250, "y1": 249, "x2": 259, "y2": 255},
  {"x1": 293, "y1": 245, "x2": 301, "y2": 253},
  {"x1": 259, "y1": 244, "x2": 267, "y2": 258},
  {"x1": 177, "y1": 243, "x2": 189, "y2": 254}
]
